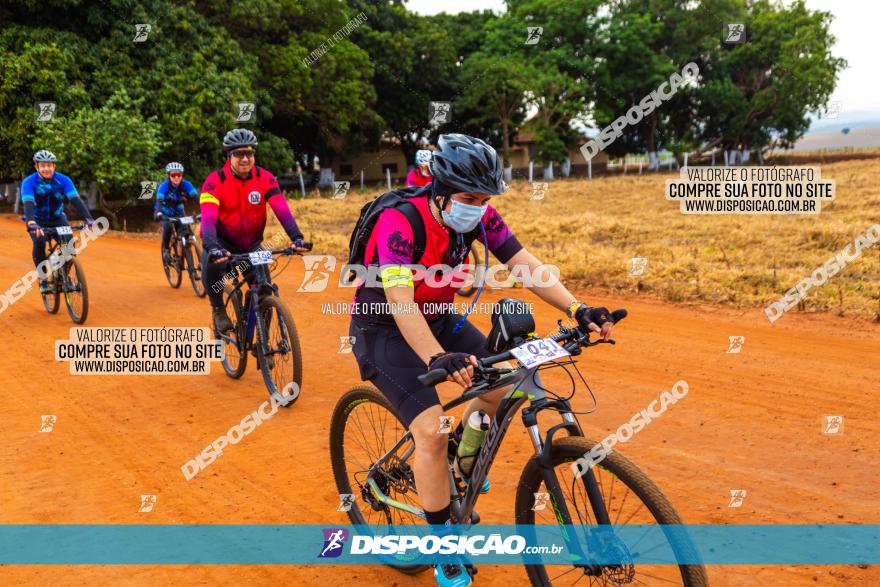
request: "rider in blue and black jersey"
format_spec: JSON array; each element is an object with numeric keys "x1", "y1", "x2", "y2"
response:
[
  {"x1": 154, "y1": 161, "x2": 198, "y2": 264},
  {"x1": 22, "y1": 150, "x2": 94, "y2": 293}
]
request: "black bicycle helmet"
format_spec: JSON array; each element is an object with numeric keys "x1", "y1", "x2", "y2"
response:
[
  {"x1": 430, "y1": 133, "x2": 508, "y2": 195},
  {"x1": 222, "y1": 128, "x2": 258, "y2": 151}
]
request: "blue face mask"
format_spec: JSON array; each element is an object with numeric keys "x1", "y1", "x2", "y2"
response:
[{"x1": 441, "y1": 199, "x2": 488, "y2": 233}]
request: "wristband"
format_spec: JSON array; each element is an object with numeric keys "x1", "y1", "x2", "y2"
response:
[{"x1": 567, "y1": 301, "x2": 583, "y2": 319}]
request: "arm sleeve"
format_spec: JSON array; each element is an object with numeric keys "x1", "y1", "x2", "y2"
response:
[
  {"x1": 21, "y1": 177, "x2": 35, "y2": 221},
  {"x1": 69, "y1": 195, "x2": 93, "y2": 221},
  {"x1": 404, "y1": 169, "x2": 417, "y2": 187},
  {"x1": 478, "y1": 205, "x2": 522, "y2": 264},
  {"x1": 199, "y1": 174, "x2": 220, "y2": 249},
  {"x1": 373, "y1": 208, "x2": 416, "y2": 289}
]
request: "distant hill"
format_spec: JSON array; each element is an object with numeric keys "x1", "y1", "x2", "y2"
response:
[
  {"x1": 806, "y1": 110, "x2": 880, "y2": 134},
  {"x1": 793, "y1": 127, "x2": 880, "y2": 151}
]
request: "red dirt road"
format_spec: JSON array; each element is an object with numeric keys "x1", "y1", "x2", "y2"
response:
[{"x1": 0, "y1": 214, "x2": 878, "y2": 586}]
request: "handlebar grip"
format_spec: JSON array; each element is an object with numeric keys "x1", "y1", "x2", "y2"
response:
[
  {"x1": 611, "y1": 309, "x2": 627, "y2": 323},
  {"x1": 417, "y1": 369, "x2": 448, "y2": 387}
]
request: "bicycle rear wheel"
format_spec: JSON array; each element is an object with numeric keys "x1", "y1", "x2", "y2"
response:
[
  {"x1": 219, "y1": 288, "x2": 247, "y2": 378},
  {"x1": 63, "y1": 258, "x2": 88, "y2": 324},
  {"x1": 329, "y1": 385, "x2": 430, "y2": 575},
  {"x1": 256, "y1": 296, "x2": 302, "y2": 407},
  {"x1": 162, "y1": 240, "x2": 182, "y2": 288},
  {"x1": 184, "y1": 241, "x2": 206, "y2": 297},
  {"x1": 42, "y1": 268, "x2": 60, "y2": 314},
  {"x1": 514, "y1": 436, "x2": 708, "y2": 586}
]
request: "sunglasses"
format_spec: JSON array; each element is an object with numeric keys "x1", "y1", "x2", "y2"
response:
[
  {"x1": 169, "y1": 173, "x2": 183, "y2": 178},
  {"x1": 231, "y1": 150, "x2": 255, "y2": 159}
]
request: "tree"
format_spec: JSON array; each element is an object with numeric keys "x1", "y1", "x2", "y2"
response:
[{"x1": 34, "y1": 88, "x2": 164, "y2": 223}]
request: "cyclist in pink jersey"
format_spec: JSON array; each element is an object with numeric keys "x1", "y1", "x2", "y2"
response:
[
  {"x1": 405, "y1": 149, "x2": 433, "y2": 187},
  {"x1": 349, "y1": 134, "x2": 618, "y2": 587}
]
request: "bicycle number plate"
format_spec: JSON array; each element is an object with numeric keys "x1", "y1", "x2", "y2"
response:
[
  {"x1": 248, "y1": 250, "x2": 273, "y2": 265},
  {"x1": 56, "y1": 226, "x2": 73, "y2": 235},
  {"x1": 179, "y1": 216, "x2": 194, "y2": 225},
  {"x1": 510, "y1": 337, "x2": 569, "y2": 368}
]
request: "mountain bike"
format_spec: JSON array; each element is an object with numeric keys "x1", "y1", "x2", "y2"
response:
[
  {"x1": 214, "y1": 245, "x2": 311, "y2": 406},
  {"x1": 161, "y1": 214, "x2": 205, "y2": 297},
  {"x1": 329, "y1": 308, "x2": 708, "y2": 585},
  {"x1": 28, "y1": 223, "x2": 89, "y2": 324}
]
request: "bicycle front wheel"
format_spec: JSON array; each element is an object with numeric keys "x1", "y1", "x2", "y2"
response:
[
  {"x1": 162, "y1": 241, "x2": 182, "y2": 288},
  {"x1": 329, "y1": 385, "x2": 430, "y2": 575},
  {"x1": 256, "y1": 296, "x2": 302, "y2": 406},
  {"x1": 515, "y1": 436, "x2": 708, "y2": 587},
  {"x1": 63, "y1": 258, "x2": 88, "y2": 324}
]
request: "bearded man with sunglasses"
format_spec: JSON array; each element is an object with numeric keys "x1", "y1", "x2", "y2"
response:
[{"x1": 199, "y1": 128, "x2": 310, "y2": 333}]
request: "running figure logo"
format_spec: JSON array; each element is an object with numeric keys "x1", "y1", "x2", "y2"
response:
[
  {"x1": 133, "y1": 24, "x2": 151, "y2": 43},
  {"x1": 318, "y1": 528, "x2": 349, "y2": 558},
  {"x1": 333, "y1": 181, "x2": 350, "y2": 200},
  {"x1": 298, "y1": 255, "x2": 336, "y2": 292},
  {"x1": 140, "y1": 181, "x2": 157, "y2": 200},
  {"x1": 524, "y1": 27, "x2": 543, "y2": 45},
  {"x1": 138, "y1": 494, "x2": 157, "y2": 512},
  {"x1": 337, "y1": 494, "x2": 356, "y2": 512},
  {"x1": 429, "y1": 102, "x2": 452, "y2": 125},
  {"x1": 530, "y1": 182, "x2": 548, "y2": 201},
  {"x1": 723, "y1": 24, "x2": 746, "y2": 45},
  {"x1": 35, "y1": 102, "x2": 56, "y2": 122},
  {"x1": 437, "y1": 416, "x2": 455, "y2": 434},
  {"x1": 338, "y1": 336, "x2": 355, "y2": 354},
  {"x1": 823, "y1": 415, "x2": 844, "y2": 435},
  {"x1": 629, "y1": 257, "x2": 648, "y2": 277},
  {"x1": 726, "y1": 336, "x2": 745, "y2": 354},
  {"x1": 532, "y1": 492, "x2": 550, "y2": 511},
  {"x1": 236, "y1": 102, "x2": 256, "y2": 122},
  {"x1": 39, "y1": 415, "x2": 57, "y2": 432},
  {"x1": 728, "y1": 489, "x2": 746, "y2": 508}
]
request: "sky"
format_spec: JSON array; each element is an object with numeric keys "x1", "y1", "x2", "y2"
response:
[{"x1": 406, "y1": 0, "x2": 879, "y2": 114}]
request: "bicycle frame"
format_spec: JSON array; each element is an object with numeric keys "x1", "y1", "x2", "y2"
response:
[
  {"x1": 363, "y1": 359, "x2": 613, "y2": 532},
  {"x1": 222, "y1": 263, "x2": 278, "y2": 355}
]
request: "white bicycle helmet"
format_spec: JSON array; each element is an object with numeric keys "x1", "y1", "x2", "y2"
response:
[
  {"x1": 165, "y1": 162, "x2": 184, "y2": 174},
  {"x1": 415, "y1": 149, "x2": 432, "y2": 165},
  {"x1": 33, "y1": 150, "x2": 57, "y2": 163}
]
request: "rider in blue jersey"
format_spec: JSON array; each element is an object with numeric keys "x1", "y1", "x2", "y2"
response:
[
  {"x1": 22, "y1": 150, "x2": 94, "y2": 293},
  {"x1": 154, "y1": 162, "x2": 198, "y2": 265}
]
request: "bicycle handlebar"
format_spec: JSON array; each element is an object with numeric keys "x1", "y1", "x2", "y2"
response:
[
  {"x1": 417, "y1": 308, "x2": 627, "y2": 387},
  {"x1": 224, "y1": 244, "x2": 313, "y2": 262},
  {"x1": 165, "y1": 214, "x2": 202, "y2": 222}
]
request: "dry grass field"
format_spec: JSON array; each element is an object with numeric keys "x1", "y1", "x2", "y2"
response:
[{"x1": 271, "y1": 156, "x2": 880, "y2": 318}]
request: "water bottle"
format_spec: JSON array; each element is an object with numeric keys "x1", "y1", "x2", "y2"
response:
[{"x1": 455, "y1": 409, "x2": 490, "y2": 478}]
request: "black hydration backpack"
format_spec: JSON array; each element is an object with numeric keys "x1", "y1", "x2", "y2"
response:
[{"x1": 344, "y1": 185, "x2": 480, "y2": 285}]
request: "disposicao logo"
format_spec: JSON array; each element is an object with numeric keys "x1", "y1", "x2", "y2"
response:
[{"x1": 318, "y1": 528, "x2": 349, "y2": 558}]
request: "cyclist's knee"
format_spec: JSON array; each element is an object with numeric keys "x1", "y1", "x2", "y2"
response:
[{"x1": 410, "y1": 410, "x2": 447, "y2": 454}]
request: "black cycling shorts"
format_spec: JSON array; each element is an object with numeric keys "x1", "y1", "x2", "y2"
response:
[{"x1": 349, "y1": 313, "x2": 492, "y2": 428}]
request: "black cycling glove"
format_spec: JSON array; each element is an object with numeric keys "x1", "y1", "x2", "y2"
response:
[
  {"x1": 428, "y1": 352, "x2": 474, "y2": 376},
  {"x1": 573, "y1": 304, "x2": 613, "y2": 331}
]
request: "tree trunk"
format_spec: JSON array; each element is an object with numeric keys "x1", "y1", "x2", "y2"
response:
[{"x1": 501, "y1": 118, "x2": 510, "y2": 169}]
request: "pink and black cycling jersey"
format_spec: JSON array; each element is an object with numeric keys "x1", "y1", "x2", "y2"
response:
[
  {"x1": 199, "y1": 160, "x2": 302, "y2": 251},
  {"x1": 354, "y1": 194, "x2": 522, "y2": 323},
  {"x1": 405, "y1": 167, "x2": 432, "y2": 188}
]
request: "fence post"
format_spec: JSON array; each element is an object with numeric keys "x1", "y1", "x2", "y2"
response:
[
  {"x1": 623, "y1": 156, "x2": 628, "y2": 175},
  {"x1": 528, "y1": 161, "x2": 534, "y2": 182},
  {"x1": 386, "y1": 168, "x2": 391, "y2": 190},
  {"x1": 711, "y1": 151, "x2": 716, "y2": 166},
  {"x1": 683, "y1": 152, "x2": 689, "y2": 169},
  {"x1": 360, "y1": 169, "x2": 364, "y2": 191},
  {"x1": 298, "y1": 172, "x2": 305, "y2": 197},
  {"x1": 587, "y1": 159, "x2": 592, "y2": 180},
  {"x1": 638, "y1": 159, "x2": 643, "y2": 175}
]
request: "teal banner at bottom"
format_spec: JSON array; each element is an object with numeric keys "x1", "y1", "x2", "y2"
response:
[{"x1": 0, "y1": 524, "x2": 876, "y2": 565}]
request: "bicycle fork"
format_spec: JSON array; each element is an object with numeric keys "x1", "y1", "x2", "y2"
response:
[{"x1": 524, "y1": 401, "x2": 609, "y2": 573}]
